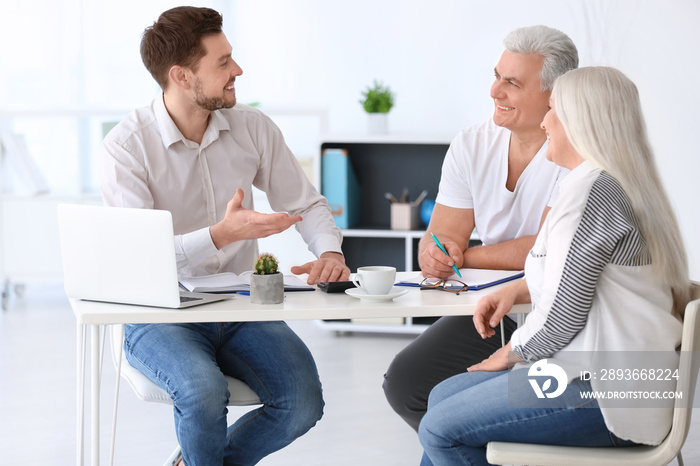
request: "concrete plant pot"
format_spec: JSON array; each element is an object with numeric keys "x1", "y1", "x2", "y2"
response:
[{"x1": 250, "y1": 272, "x2": 284, "y2": 304}]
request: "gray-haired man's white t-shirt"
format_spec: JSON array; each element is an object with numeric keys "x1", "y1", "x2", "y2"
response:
[{"x1": 436, "y1": 118, "x2": 567, "y2": 245}]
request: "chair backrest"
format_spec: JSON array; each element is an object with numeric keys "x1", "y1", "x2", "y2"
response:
[{"x1": 665, "y1": 287, "x2": 700, "y2": 454}]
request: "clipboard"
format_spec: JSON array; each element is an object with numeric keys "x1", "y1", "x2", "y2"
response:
[
  {"x1": 467, "y1": 271, "x2": 524, "y2": 290},
  {"x1": 395, "y1": 269, "x2": 524, "y2": 291}
]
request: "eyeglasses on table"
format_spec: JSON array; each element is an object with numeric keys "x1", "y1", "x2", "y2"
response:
[{"x1": 419, "y1": 277, "x2": 468, "y2": 295}]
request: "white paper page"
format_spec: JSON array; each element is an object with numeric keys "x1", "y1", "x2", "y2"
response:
[
  {"x1": 282, "y1": 274, "x2": 312, "y2": 287},
  {"x1": 180, "y1": 271, "x2": 312, "y2": 292},
  {"x1": 179, "y1": 272, "x2": 250, "y2": 291}
]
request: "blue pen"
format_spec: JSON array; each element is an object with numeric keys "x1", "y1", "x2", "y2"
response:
[{"x1": 431, "y1": 232, "x2": 463, "y2": 278}]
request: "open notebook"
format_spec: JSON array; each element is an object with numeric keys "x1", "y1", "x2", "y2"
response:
[
  {"x1": 395, "y1": 268, "x2": 524, "y2": 290},
  {"x1": 179, "y1": 272, "x2": 314, "y2": 294}
]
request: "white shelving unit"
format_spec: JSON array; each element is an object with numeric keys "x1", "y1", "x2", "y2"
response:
[
  {"x1": 316, "y1": 228, "x2": 480, "y2": 335},
  {"x1": 317, "y1": 314, "x2": 431, "y2": 335},
  {"x1": 343, "y1": 228, "x2": 426, "y2": 271},
  {"x1": 324, "y1": 229, "x2": 429, "y2": 334},
  {"x1": 341, "y1": 228, "x2": 480, "y2": 272},
  {"x1": 315, "y1": 136, "x2": 452, "y2": 335}
]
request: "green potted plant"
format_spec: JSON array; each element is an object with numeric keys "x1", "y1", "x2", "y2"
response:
[
  {"x1": 359, "y1": 80, "x2": 395, "y2": 135},
  {"x1": 249, "y1": 253, "x2": 284, "y2": 304}
]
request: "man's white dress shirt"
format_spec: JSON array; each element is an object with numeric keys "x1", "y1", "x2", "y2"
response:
[{"x1": 101, "y1": 95, "x2": 342, "y2": 277}]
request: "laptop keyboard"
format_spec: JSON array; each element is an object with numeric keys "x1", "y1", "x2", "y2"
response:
[{"x1": 180, "y1": 296, "x2": 203, "y2": 303}]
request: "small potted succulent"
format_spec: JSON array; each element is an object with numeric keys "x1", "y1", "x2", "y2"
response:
[
  {"x1": 250, "y1": 253, "x2": 284, "y2": 304},
  {"x1": 359, "y1": 79, "x2": 395, "y2": 135}
]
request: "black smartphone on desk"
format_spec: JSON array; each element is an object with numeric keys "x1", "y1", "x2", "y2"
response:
[{"x1": 317, "y1": 281, "x2": 356, "y2": 293}]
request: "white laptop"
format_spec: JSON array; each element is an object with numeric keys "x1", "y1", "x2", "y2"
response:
[{"x1": 57, "y1": 203, "x2": 228, "y2": 309}]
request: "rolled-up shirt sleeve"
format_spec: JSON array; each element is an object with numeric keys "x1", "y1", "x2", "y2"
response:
[{"x1": 173, "y1": 226, "x2": 220, "y2": 277}]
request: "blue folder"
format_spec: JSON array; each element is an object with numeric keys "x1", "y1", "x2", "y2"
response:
[
  {"x1": 321, "y1": 148, "x2": 359, "y2": 229},
  {"x1": 396, "y1": 271, "x2": 524, "y2": 291}
]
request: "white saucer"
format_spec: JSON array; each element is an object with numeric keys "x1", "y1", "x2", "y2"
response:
[{"x1": 345, "y1": 286, "x2": 409, "y2": 302}]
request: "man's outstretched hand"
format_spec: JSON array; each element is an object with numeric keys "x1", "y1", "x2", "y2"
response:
[{"x1": 210, "y1": 188, "x2": 302, "y2": 249}]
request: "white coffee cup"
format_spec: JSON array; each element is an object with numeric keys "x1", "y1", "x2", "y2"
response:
[{"x1": 352, "y1": 266, "x2": 396, "y2": 295}]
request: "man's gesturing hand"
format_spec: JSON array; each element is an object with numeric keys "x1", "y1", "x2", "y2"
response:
[{"x1": 210, "y1": 188, "x2": 302, "y2": 249}]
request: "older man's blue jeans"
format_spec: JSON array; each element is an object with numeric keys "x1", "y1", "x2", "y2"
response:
[
  {"x1": 418, "y1": 369, "x2": 638, "y2": 466},
  {"x1": 124, "y1": 321, "x2": 324, "y2": 466}
]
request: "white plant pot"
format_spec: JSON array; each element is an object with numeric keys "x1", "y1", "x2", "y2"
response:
[
  {"x1": 367, "y1": 113, "x2": 388, "y2": 135},
  {"x1": 250, "y1": 272, "x2": 284, "y2": 304}
]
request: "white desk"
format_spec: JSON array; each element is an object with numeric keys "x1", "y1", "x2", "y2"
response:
[{"x1": 70, "y1": 273, "x2": 530, "y2": 466}]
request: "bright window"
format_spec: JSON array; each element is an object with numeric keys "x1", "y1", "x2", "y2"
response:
[{"x1": 0, "y1": 0, "x2": 232, "y2": 193}]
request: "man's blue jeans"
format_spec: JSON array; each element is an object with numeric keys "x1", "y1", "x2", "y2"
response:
[
  {"x1": 418, "y1": 369, "x2": 637, "y2": 466},
  {"x1": 124, "y1": 321, "x2": 324, "y2": 466}
]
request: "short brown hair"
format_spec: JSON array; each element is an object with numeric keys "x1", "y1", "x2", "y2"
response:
[{"x1": 140, "y1": 6, "x2": 223, "y2": 90}]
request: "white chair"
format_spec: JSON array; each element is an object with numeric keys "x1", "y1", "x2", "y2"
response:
[
  {"x1": 487, "y1": 286, "x2": 700, "y2": 466},
  {"x1": 109, "y1": 324, "x2": 261, "y2": 466}
]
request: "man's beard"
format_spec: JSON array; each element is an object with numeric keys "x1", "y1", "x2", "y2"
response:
[{"x1": 193, "y1": 78, "x2": 235, "y2": 111}]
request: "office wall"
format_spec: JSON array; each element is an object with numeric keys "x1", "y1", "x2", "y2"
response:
[{"x1": 229, "y1": 0, "x2": 700, "y2": 279}]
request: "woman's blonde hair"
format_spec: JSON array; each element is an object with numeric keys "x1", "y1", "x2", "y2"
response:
[{"x1": 553, "y1": 66, "x2": 690, "y2": 317}]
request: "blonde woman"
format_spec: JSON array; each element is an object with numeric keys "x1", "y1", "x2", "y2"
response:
[{"x1": 418, "y1": 67, "x2": 690, "y2": 466}]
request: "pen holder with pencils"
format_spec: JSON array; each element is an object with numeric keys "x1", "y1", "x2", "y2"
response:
[{"x1": 391, "y1": 203, "x2": 421, "y2": 230}]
